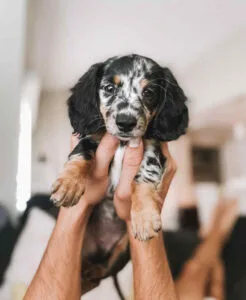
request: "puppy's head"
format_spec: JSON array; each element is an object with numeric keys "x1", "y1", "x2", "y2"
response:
[{"x1": 68, "y1": 54, "x2": 188, "y2": 141}]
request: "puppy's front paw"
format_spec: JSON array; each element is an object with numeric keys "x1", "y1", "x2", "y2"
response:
[
  {"x1": 51, "y1": 176, "x2": 85, "y2": 207},
  {"x1": 51, "y1": 158, "x2": 89, "y2": 207},
  {"x1": 131, "y1": 207, "x2": 162, "y2": 241}
]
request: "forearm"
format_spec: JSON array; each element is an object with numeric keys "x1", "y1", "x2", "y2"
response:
[
  {"x1": 128, "y1": 222, "x2": 178, "y2": 300},
  {"x1": 24, "y1": 201, "x2": 92, "y2": 300}
]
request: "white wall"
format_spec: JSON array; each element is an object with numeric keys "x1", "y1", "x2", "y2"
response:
[
  {"x1": 26, "y1": 0, "x2": 246, "y2": 90},
  {"x1": 182, "y1": 29, "x2": 246, "y2": 117},
  {"x1": 32, "y1": 90, "x2": 71, "y2": 194},
  {"x1": 0, "y1": 0, "x2": 26, "y2": 214}
]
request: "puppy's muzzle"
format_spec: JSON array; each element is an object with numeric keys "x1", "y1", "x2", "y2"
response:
[{"x1": 116, "y1": 114, "x2": 137, "y2": 132}]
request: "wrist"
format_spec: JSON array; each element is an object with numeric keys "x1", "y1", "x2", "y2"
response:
[{"x1": 57, "y1": 200, "x2": 93, "y2": 233}]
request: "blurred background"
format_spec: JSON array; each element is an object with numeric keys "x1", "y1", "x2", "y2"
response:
[{"x1": 0, "y1": 0, "x2": 246, "y2": 299}]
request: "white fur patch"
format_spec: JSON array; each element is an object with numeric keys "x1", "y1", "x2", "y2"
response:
[{"x1": 110, "y1": 145, "x2": 126, "y2": 189}]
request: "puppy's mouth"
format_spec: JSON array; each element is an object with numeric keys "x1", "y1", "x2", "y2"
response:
[
  {"x1": 116, "y1": 130, "x2": 146, "y2": 141},
  {"x1": 115, "y1": 132, "x2": 134, "y2": 141},
  {"x1": 106, "y1": 124, "x2": 147, "y2": 140},
  {"x1": 105, "y1": 116, "x2": 146, "y2": 140}
]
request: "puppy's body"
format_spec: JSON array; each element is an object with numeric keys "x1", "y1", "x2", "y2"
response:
[{"x1": 51, "y1": 54, "x2": 188, "y2": 292}]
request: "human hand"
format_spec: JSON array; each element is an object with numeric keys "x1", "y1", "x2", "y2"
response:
[
  {"x1": 155, "y1": 143, "x2": 177, "y2": 205},
  {"x1": 114, "y1": 142, "x2": 176, "y2": 222},
  {"x1": 70, "y1": 133, "x2": 119, "y2": 207},
  {"x1": 113, "y1": 140, "x2": 144, "y2": 221}
]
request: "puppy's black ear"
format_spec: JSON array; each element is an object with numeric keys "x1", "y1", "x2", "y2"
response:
[
  {"x1": 146, "y1": 68, "x2": 189, "y2": 141},
  {"x1": 67, "y1": 63, "x2": 104, "y2": 135}
]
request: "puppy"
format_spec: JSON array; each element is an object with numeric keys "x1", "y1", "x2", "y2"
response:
[{"x1": 50, "y1": 54, "x2": 188, "y2": 291}]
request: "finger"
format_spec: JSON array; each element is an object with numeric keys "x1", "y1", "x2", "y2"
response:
[
  {"x1": 116, "y1": 139, "x2": 144, "y2": 199},
  {"x1": 114, "y1": 140, "x2": 143, "y2": 220},
  {"x1": 157, "y1": 142, "x2": 177, "y2": 201},
  {"x1": 161, "y1": 142, "x2": 173, "y2": 161},
  {"x1": 114, "y1": 190, "x2": 132, "y2": 220},
  {"x1": 93, "y1": 133, "x2": 119, "y2": 178},
  {"x1": 70, "y1": 134, "x2": 80, "y2": 151}
]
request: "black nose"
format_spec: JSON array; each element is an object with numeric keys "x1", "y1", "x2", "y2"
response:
[{"x1": 116, "y1": 114, "x2": 137, "y2": 132}]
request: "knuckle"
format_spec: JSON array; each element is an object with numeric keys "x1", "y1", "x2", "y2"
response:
[{"x1": 115, "y1": 189, "x2": 131, "y2": 202}]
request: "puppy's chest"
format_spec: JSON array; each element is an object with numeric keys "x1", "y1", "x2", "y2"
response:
[
  {"x1": 107, "y1": 140, "x2": 165, "y2": 197},
  {"x1": 108, "y1": 144, "x2": 126, "y2": 195}
]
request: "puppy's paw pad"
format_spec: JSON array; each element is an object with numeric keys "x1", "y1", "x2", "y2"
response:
[
  {"x1": 50, "y1": 175, "x2": 85, "y2": 207},
  {"x1": 131, "y1": 209, "x2": 162, "y2": 241}
]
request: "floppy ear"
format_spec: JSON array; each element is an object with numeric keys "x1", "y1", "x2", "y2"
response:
[
  {"x1": 146, "y1": 67, "x2": 189, "y2": 141},
  {"x1": 67, "y1": 63, "x2": 105, "y2": 136}
]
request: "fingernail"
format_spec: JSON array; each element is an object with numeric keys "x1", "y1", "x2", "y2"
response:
[{"x1": 129, "y1": 137, "x2": 141, "y2": 148}]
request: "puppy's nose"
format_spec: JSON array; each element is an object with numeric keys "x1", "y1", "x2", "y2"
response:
[{"x1": 116, "y1": 114, "x2": 137, "y2": 132}]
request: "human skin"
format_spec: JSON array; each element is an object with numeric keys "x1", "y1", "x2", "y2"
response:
[{"x1": 24, "y1": 133, "x2": 178, "y2": 300}]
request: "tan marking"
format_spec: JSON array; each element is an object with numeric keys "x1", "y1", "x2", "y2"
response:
[
  {"x1": 100, "y1": 104, "x2": 107, "y2": 122},
  {"x1": 113, "y1": 75, "x2": 121, "y2": 85},
  {"x1": 51, "y1": 157, "x2": 91, "y2": 207},
  {"x1": 143, "y1": 110, "x2": 156, "y2": 130},
  {"x1": 145, "y1": 110, "x2": 152, "y2": 124},
  {"x1": 140, "y1": 78, "x2": 149, "y2": 89},
  {"x1": 157, "y1": 143, "x2": 177, "y2": 200}
]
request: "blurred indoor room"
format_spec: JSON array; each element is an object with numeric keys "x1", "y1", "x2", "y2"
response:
[{"x1": 0, "y1": 0, "x2": 246, "y2": 299}]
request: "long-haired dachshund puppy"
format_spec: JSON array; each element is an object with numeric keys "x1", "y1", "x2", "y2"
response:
[{"x1": 50, "y1": 54, "x2": 188, "y2": 294}]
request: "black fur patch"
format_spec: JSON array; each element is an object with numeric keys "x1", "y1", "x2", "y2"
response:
[
  {"x1": 117, "y1": 102, "x2": 129, "y2": 110},
  {"x1": 68, "y1": 63, "x2": 105, "y2": 136},
  {"x1": 69, "y1": 137, "x2": 98, "y2": 160},
  {"x1": 147, "y1": 157, "x2": 159, "y2": 166}
]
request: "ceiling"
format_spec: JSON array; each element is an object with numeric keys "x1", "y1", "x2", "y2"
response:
[{"x1": 26, "y1": 0, "x2": 246, "y2": 90}]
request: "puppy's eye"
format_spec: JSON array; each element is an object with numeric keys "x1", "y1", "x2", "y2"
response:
[
  {"x1": 104, "y1": 84, "x2": 115, "y2": 94},
  {"x1": 142, "y1": 88, "x2": 154, "y2": 98}
]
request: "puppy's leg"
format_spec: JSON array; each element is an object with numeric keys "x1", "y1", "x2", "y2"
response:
[
  {"x1": 51, "y1": 136, "x2": 98, "y2": 207},
  {"x1": 131, "y1": 140, "x2": 167, "y2": 241}
]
